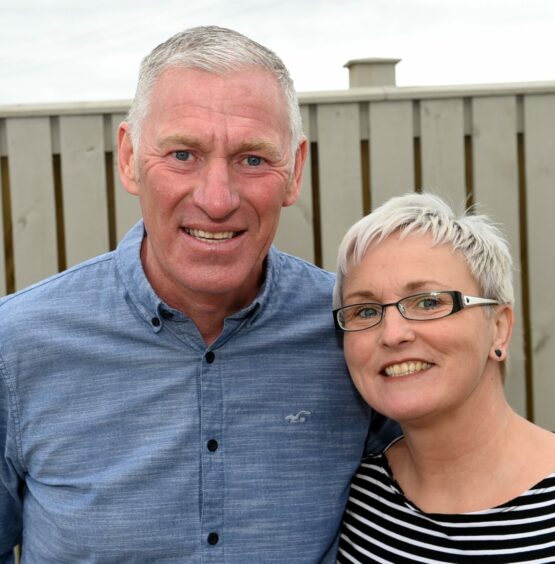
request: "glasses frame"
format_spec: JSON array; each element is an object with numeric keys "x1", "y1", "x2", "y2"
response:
[{"x1": 333, "y1": 290, "x2": 500, "y2": 332}]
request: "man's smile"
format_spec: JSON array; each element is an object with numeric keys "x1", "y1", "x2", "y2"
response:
[{"x1": 183, "y1": 227, "x2": 241, "y2": 242}]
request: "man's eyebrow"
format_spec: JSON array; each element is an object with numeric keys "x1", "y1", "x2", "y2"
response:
[
  {"x1": 158, "y1": 135, "x2": 204, "y2": 151},
  {"x1": 237, "y1": 139, "x2": 282, "y2": 158},
  {"x1": 157, "y1": 136, "x2": 283, "y2": 158}
]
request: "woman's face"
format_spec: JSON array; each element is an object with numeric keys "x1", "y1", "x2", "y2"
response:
[{"x1": 341, "y1": 232, "x2": 511, "y2": 426}]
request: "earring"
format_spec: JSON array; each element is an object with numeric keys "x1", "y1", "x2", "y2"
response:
[{"x1": 494, "y1": 349, "x2": 502, "y2": 359}]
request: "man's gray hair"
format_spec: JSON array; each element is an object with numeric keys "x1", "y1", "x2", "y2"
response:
[
  {"x1": 333, "y1": 192, "x2": 514, "y2": 309},
  {"x1": 126, "y1": 25, "x2": 303, "y2": 157}
]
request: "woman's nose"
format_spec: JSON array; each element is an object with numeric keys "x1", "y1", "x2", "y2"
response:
[{"x1": 378, "y1": 304, "x2": 416, "y2": 347}]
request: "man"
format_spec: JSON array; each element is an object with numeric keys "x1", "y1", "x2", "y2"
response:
[{"x1": 0, "y1": 26, "x2": 393, "y2": 563}]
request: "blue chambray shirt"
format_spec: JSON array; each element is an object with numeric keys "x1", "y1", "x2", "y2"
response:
[{"x1": 0, "y1": 221, "x2": 390, "y2": 563}]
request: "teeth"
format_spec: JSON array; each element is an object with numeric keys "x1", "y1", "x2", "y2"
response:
[
  {"x1": 186, "y1": 228, "x2": 236, "y2": 242},
  {"x1": 384, "y1": 361, "x2": 433, "y2": 377}
]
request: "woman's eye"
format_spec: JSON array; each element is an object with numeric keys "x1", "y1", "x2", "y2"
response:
[
  {"x1": 417, "y1": 298, "x2": 441, "y2": 309},
  {"x1": 244, "y1": 155, "x2": 264, "y2": 167},
  {"x1": 174, "y1": 151, "x2": 192, "y2": 161},
  {"x1": 356, "y1": 306, "x2": 380, "y2": 319}
]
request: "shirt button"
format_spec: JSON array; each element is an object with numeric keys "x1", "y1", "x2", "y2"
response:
[
  {"x1": 205, "y1": 351, "x2": 215, "y2": 363},
  {"x1": 207, "y1": 439, "x2": 219, "y2": 452},
  {"x1": 207, "y1": 532, "x2": 219, "y2": 545},
  {"x1": 151, "y1": 317, "x2": 161, "y2": 327}
]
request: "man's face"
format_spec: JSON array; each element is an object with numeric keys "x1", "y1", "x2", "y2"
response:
[{"x1": 119, "y1": 67, "x2": 306, "y2": 313}]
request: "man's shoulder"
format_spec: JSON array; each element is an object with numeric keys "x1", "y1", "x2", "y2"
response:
[
  {"x1": 265, "y1": 249, "x2": 337, "y2": 318},
  {"x1": 273, "y1": 249, "x2": 335, "y2": 287},
  {"x1": 0, "y1": 251, "x2": 116, "y2": 317}
]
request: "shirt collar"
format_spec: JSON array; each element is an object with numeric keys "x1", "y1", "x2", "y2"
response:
[
  {"x1": 115, "y1": 221, "x2": 165, "y2": 332},
  {"x1": 115, "y1": 220, "x2": 281, "y2": 332}
]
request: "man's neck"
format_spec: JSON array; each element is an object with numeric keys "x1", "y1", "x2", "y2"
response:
[{"x1": 140, "y1": 238, "x2": 265, "y2": 344}]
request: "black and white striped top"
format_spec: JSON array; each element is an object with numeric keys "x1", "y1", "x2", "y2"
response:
[{"x1": 337, "y1": 449, "x2": 555, "y2": 563}]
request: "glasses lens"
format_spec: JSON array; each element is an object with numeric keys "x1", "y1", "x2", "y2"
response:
[
  {"x1": 401, "y1": 292, "x2": 454, "y2": 320},
  {"x1": 338, "y1": 303, "x2": 382, "y2": 330}
]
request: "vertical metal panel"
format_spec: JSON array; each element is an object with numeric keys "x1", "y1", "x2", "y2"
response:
[
  {"x1": 59, "y1": 115, "x2": 109, "y2": 266},
  {"x1": 420, "y1": 99, "x2": 467, "y2": 207},
  {"x1": 6, "y1": 117, "x2": 57, "y2": 290},
  {"x1": 523, "y1": 94, "x2": 555, "y2": 429},
  {"x1": 368, "y1": 100, "x2": 414, "y2": 208},
  {"x1": 317, "y1": 103, "x2": 363, "y2": 271},
  {"x1": 274, "y1": 105, "x2": 314, "y2": 262},
  {"x1": 111, "y1": 114, "x2": 142, "y2": 242},
  {"x1": 471, "y1": 96, "x2": 526, "y2": 417}
]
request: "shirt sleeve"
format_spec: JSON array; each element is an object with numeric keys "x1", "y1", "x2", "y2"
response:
[{"x1": 0, "y1": 361, "x2": 23, "y2": 561}]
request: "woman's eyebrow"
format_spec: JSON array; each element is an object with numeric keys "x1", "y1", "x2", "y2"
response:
[
  {"x1": 343, "y1": 280, "x2": 445, "y2": 303},
  {"x1": 343, "y1": 289, "x2": 380, "y2": 303},
  {"x1": 404, "y1": 280, "x2": 444, "y2": 292}
]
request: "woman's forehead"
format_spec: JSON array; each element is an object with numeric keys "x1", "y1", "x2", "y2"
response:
[{"x1": 345, "y1": 234, "x2": 477, "y2": 294}]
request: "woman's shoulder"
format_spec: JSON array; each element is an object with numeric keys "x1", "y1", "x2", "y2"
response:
[{"x1": 517, "y1": 418, "x2": 555, "y2": 481}]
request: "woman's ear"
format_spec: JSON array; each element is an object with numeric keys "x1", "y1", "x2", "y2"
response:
[{"x1": 490, "y1": 305, "x2": 513, "y2": 361}]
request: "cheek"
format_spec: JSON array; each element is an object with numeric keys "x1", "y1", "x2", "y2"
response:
[
  {"x1": 455, "y1": 318, "x2": 495, "y2": 357},
  {"x1": 343, "y1": 336, "x2": 374, "y2": 376},
  {"x1": 243, "y1": 193, "x2": 284, "y2": 226},
  {"x1": 244, "y1": 173, "x2": 291, "y2": 206}
]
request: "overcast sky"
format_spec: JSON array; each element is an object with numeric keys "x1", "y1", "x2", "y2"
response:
[{"x1": 1, "y1": 0, "x2": 554, "y2": 105}]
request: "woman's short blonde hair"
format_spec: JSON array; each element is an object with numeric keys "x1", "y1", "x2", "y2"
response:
[{"x1": 334, "y1": 192, "x2": 514, "y2": 309}]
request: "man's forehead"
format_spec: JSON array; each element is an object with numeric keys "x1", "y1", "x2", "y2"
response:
[
  {"x1": 142, "y1": 67, "x2": 290, "y2": 145},
  {"x1": 146, "y1": 66, "x2": 287, "y2": 119}
]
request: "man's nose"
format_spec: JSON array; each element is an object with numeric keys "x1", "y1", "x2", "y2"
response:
[
  {"x1": 193, "y1": 158, "x2": 240, "y2": 218},
  {"x1": 378, "y1": 304, "x2": 415, "y2": 347}
]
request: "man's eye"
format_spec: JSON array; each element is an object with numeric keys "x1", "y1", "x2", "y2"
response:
[
  {"x1": 244, "y1": 155, "x2": 264, "y2": 166},
  {"x1": 174, "y1": 151, "x2": 192, "y2": 161}
]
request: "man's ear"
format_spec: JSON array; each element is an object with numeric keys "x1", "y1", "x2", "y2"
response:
[
  {"x1": 283, "y1": 137, "x2": 308, "y2": 207},
  {"x1": 118, "y1": 122, "x2": 139, "y2": 196}
]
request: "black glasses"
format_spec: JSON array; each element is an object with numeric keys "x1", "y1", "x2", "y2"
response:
[{"x1": 333, "y1": 291, "x2": 499, "y2": 332}]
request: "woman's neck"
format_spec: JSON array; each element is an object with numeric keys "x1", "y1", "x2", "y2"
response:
[{"x1": 386, "y1": 386, "x2": 554, "y2": 513}]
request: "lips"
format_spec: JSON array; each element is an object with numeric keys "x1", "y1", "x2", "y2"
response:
[
  {"x1": 183, "y1": 227, "x2": 242, "y2": 242},
  {"x1": 383, "y1": 361, "x2": 434, "y2": 377}
]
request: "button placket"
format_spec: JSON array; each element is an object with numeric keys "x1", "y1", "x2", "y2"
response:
[{"x1": 200, "y1": 348, "x2": 224, "y2": 558}]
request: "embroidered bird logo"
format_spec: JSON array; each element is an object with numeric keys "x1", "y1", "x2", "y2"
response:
[{"x1": 285, "y1": 410, "x2": 312, "y2": 423}]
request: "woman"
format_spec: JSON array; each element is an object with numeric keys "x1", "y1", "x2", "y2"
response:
[{"x1": 333, "y1": 193, "x2": 555, "y2": 563}]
